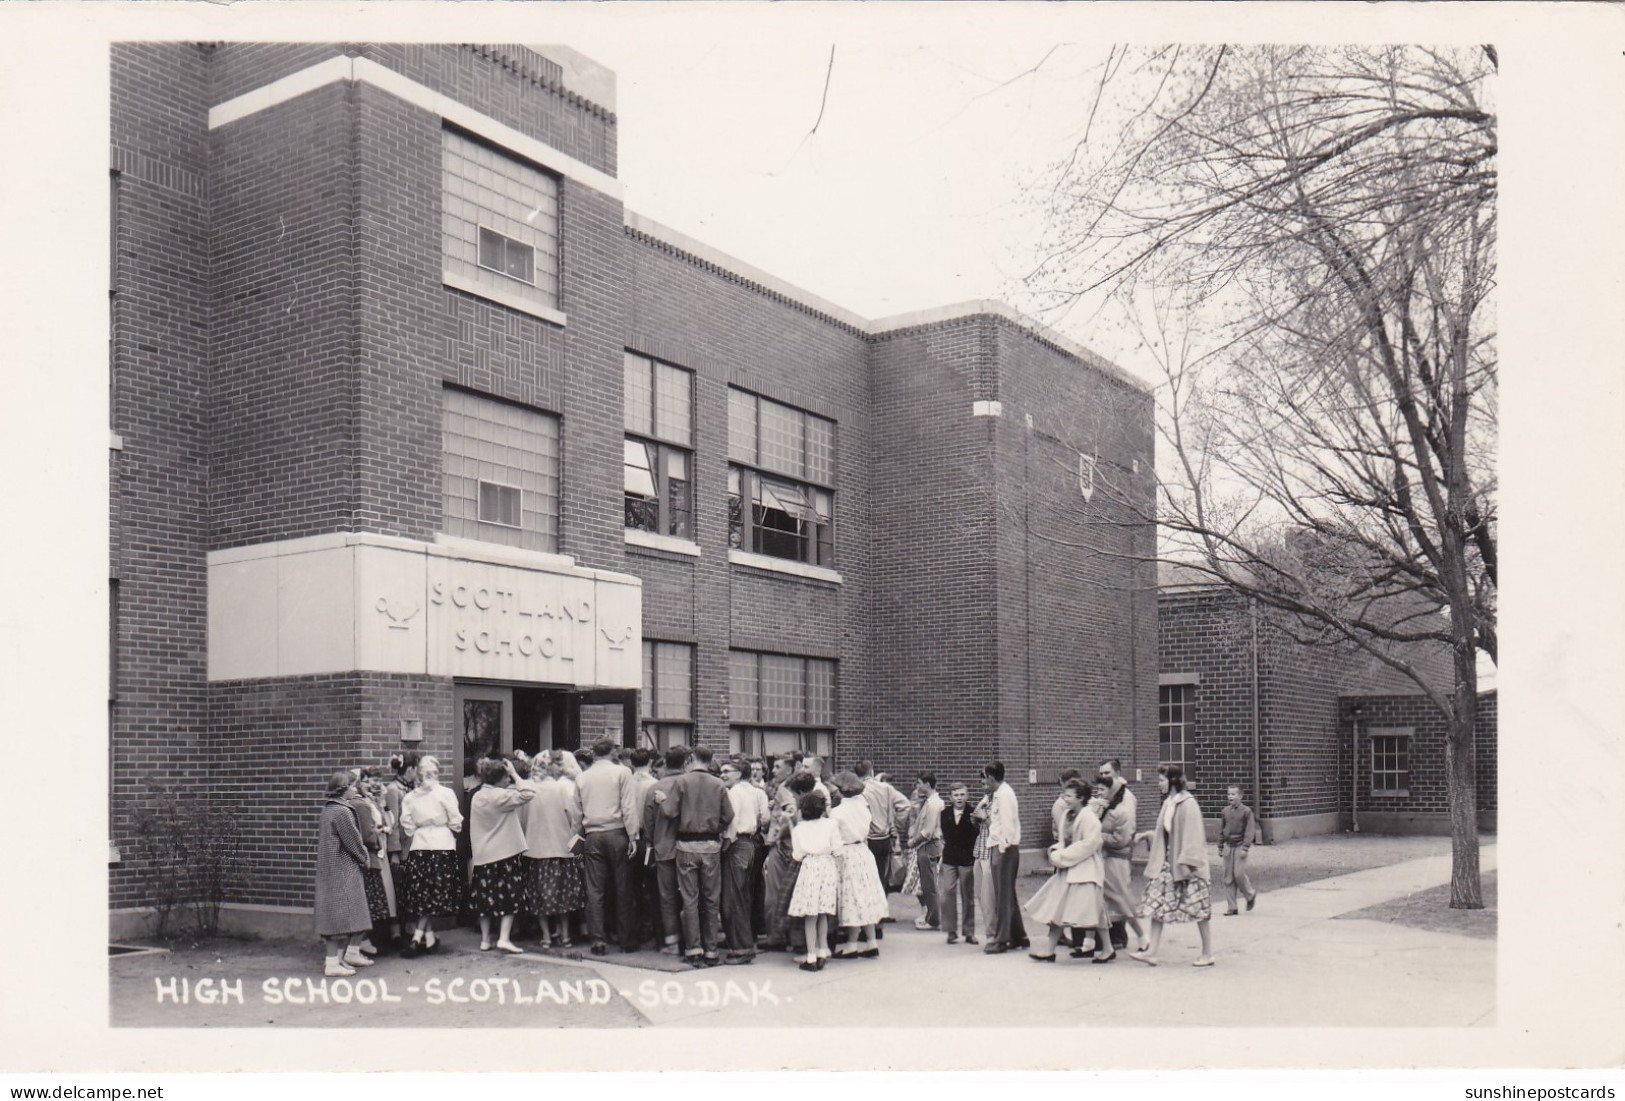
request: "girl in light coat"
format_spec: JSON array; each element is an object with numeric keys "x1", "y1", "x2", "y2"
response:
[
  {"x1": 1131, "y1": 763, "x2": 1214, "y2": 967},
  {"x1": 1022, "y1": 779, "x2": 1114, "y2": 963}
]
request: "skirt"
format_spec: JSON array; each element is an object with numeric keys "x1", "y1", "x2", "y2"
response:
[
  {"x1": 788, "y1": 852, "x2": 840, "y2": 917},
  {"x1": 1139, "y1": 866, "x2": 1212, "y2": 923},
  {"x1": 362, "y1": 866, "x2": 390, "y2": 923},
  {"x1": 528, "y1": 855, "x2": 586, "y2": 916},
  {"x1": 1100, "y1": 855, "x2": 1136, "y2": 922},
  {"x1": 834, "y1": 842, "x2": 889, "y2": 928},
  {"x1": 468, "y1": 853, "x2": 531, "y2": 917},
  {"x1": 392, "y1": 856, "x2": 415, "y2": 920},
  {"x1": 1023, "y1": 872, "x2": 1103, "y2": 930},
  {"x1": 402, "y1": 849, "x2": 463, "y2": 918}
]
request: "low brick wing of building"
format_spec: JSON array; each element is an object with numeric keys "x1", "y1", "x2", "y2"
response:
[{"x1": 1156, "y1": 565, "x2": 1496, "y2": 840}]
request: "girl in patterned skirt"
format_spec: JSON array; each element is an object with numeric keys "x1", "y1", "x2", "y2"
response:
[
  {"x1": 787, "y1": 789, "x2": 841, "y2": 971},
  {"x1": 399, "y1": 755, "x2": 464, "y2": 957},
  {"x1": 520, "y1": 750, "x2": 587, "y2": 948},
  {"x1": 828, "y1": 771, "x2": 889, "y2": 958},
  {"x1": 468, "y1": 756, "x2": 537, "y2": 953},
  {"x1": 1132, "y1": 763, "x2": 1215, "y2": 967}
]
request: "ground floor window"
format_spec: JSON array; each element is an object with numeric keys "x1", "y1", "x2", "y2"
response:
[
  {"x1": 1370, "y1": 729, "x2": 1412, "y2": 796},
  {"x1": 1158, "y1": 682, "x2": 1196, "y2": 778},
  {"x1": 642, "y1": 641, "x2": 694, "y2": 749},
  {"x1": 730, "y1": 727, "x2": 835, "y2": 759},
  {"x1": 728, "y1": 649, "x2": 835, "y2": 760}
]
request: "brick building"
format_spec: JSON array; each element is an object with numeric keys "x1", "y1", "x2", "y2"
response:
[
  {"x1": 109, "y1": 43, "x2": 1157, "y2": 935},
  {"x1": 1156, "y1": 567, "x2": 1497, "y2": 839}
]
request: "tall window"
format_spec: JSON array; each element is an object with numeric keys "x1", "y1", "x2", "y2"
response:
[
  {"x1": 729, "y1": 650, "x2": 836, "y2": 758},
  {"x1": 624, "y1": 353, "x2": 693, "y2": 540},
  {"x1": 1370, "y1": 730, "x2": 1412, "y2": 795},
  {"x1": 642, "y1": 641, "x2": 694, "y2": 750},
  {"x1": 442, "y1": 387, "x2": 560, "y2": 552},
  {"x1": 728, "y1": 389, "x2": 835, "y2": 567},
  {"x1": 1158, "y1": 683, "x2": 1196, "y2": 777},
  {"x1": 442, "y1": 128, "x2": 560, "y2": 316}
]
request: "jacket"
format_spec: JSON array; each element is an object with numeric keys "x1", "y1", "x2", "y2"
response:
[
  {"x1": 644, "y1": 772, "x2": 685, "y2": 861},
  {"x1": 940, "y1": 805, "x2": 979, "y2": 867},
  {"x1": 1048, "y1": 807, "x2": 1104, "y2": 886},
  {"x1": 1144, "y1": 790, "x2": 1209, "y2": 882},
  {"x1": 1098, "y1": 783, "x2": 1136, "y2": 860}
]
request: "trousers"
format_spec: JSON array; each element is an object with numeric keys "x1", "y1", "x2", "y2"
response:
[
  {"x1": 989, "y1": 845, "x2": 1027, "y2": 947},
  {"x1": 655, "y1": 858, "x2": 682, "y2": 948},
  {"x1": 938, "y1": 861, "x2": 976, "y2": 936},
  {"x1": 913, "y1": 840, "x2": 942, "y2": 927},
  {"x1": 675, "y1": 847, "x2": 723, "y2": 956},
  {"x1": 582, "y1": 828, "x2": 635, "y2": 947},
  {"x1": 974, "y1": 858, "x2": 997, "y2": 939},
  {"x1": 1222, "y1": 845, "x2": 1256, "y2": 908},
  {"x1": 722, "y1": 836, "x2": 760, "y2": 954}
]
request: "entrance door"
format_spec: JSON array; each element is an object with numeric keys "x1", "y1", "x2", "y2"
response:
[{"x1": 453, "y1": 683, "x2": 513, "y2": 784}]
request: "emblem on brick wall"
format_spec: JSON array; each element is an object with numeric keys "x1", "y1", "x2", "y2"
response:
[
  {"x1": 375, "y1": 597, "x2": 422, "y2": 630},
  {"x1": 1078, "y1": 453, "x2": 1097, "y2": 502}
]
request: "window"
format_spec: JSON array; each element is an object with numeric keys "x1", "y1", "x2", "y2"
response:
[
  {"x1": 442, "y1": 128, "x2": 560, "y2": 316},
  {"x1": 729, "y1": 650, "x2": 836, "y2": 758},
  {"x1": 641, "y1": 641, "x2": 694, "y2": 750},
  {"x1": 1370, "y1": 730, "x2": 1412, "y2": 796},
  {"x1": 624, "y1": 353, "x2": 693, "y2": 539},
  {"x1": 477, "y1": 481, "x2": 522, "y2": 528},
  {"x1": 1158, "y1": 683, "x2": 1196, "y2": 777},
  {"x1": 727, "y1": 389, "x2": 835, "y2": 566},
  {"x1": 477, "y1": 227, "x2": 534, "y2": 284},
  {"x1": 442, "y1": 387, "x2": 560, "y2": 552}
]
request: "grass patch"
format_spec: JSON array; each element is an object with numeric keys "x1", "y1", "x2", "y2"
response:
[{"x1": 1335, "y1": 868, "x2": 1497, "y2": 939}]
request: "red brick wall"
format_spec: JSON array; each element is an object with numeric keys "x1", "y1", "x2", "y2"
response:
[
  {"x1": 1157, "y1": 588, "x2": 1257, "y2": 809},
  {"x1": 206, "y1": 45, "x2": 615, "y2": 176},
  {"x1": 866, "y1": 319, "x2": 1001, "y2": 790},
  {"x1": 988, "y1": 320, "x2": 1159, "y2": 840},
  {"x1": 210, "y1": 673, "x2": 456, "y2": 908},
  {"x1": 1158, "y1": 584, "x2": 1494, "y2": 831},
  {"x1": 623, "y1": 229, "x2": 872, "y2": 756},
  {"x1": 1338, "y1": 689, "x2": 1498, "y2": 830},
  {"x1": 109, "y1": 44, "x2": 214, "y2": 908},
  {"x1": 208, "y1": 76, "x2": 362, "y2": 547}
]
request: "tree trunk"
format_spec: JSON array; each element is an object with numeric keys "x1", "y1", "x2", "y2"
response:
[{"x1": 1446, "y1": 630, "x2": 1483, "y2": 909}]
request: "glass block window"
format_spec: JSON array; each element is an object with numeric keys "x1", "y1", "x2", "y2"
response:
[
  {"x1": 442, "y1": 387, "x2": 560, "y2": 552},
  {"x1": 642, "y1": 641, "x2": 694, "y2": 750},
  {"x1": 1370, "y1": 731, "x2": 1412, "y2": 795},
  {"x1": 624, "y1": 352, "x2": 694, "y2": 539},
  {"x1": 729, "y1": 650, "x2": 836, "y2": 761},
  {"x1": 442, "y1": 128, "x2": 560, "y2": 314},
  {"x1": 727, "y1": 390, "x2": 836, "y2": 567},
  {"x1": 728, "y1": 389, "x2": 835, "y2": 484},
  {"x1": 1158, "y1": 683, "x2": 1196, "y2": 779}
]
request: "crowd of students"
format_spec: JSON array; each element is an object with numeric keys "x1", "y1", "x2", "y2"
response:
[{"x1": 312, "y1": 743, "x2": 1260, "y2": 977}]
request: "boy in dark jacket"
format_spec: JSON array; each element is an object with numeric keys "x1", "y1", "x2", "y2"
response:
[{"x1": 938, "y1": 783, "x2": 980, "y2": 944}]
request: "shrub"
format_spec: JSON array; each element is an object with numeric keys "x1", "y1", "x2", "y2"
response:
[{"x1": 132, "y1": 789, "x2": 243, "y2": 940}]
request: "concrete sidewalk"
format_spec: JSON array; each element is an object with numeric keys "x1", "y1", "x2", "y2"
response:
[
  {"x1": 109, "y1": 841, "x2": 1494, "y2": 1029},
  {"x1": 573, "y1": 843, "x2": 1497, "y2": 1028}
]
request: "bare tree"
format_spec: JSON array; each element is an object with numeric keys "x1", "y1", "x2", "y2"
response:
[{"x1": 1025, "y1": 45, "x2": 1496, "y2": 907}]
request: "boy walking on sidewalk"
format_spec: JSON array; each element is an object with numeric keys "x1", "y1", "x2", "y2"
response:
[{"x1": 1219, "y1": 785, "x2": 1259, "y2": 914}]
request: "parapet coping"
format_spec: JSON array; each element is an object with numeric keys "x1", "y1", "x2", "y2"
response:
[{"x1": 623, "y1": 211, "x2": 1150, "y2": 394}]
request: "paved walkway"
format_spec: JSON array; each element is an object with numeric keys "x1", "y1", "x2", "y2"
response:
[
  {"x1": 571, "y1": 843, "x2": 1498, "y2": 1028},
  {"x1": 110, "y1": 843, "x2": 1494, "y2": 1029}
]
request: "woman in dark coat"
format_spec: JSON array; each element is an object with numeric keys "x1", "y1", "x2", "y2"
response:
[{"x1": 316, "y1": 771, "x2": 376, "y2": 976}]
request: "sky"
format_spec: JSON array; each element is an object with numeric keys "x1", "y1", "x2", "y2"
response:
[{"x1": 555, "y1": 31, "x2": 1135, "y2": 371}]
